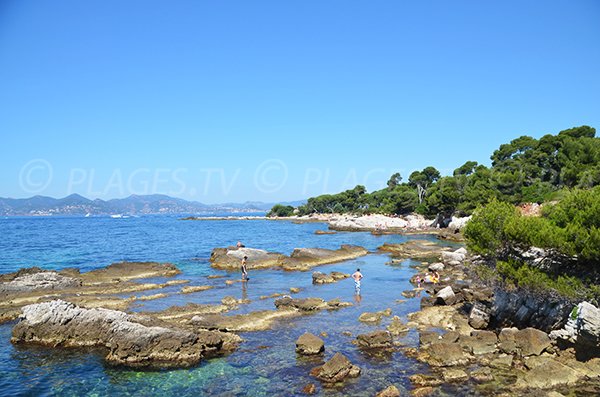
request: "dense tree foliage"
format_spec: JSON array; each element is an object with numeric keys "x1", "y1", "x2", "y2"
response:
[
  {"x1": 266, "y1": 204, "x2": 295, "y2": 217},
  {"x1": 465, "y1": 187, "x2": 600, "y2": 300},
  {"x1": 465, "y1": 187, "x2": 600, "y2": 266},
  {"x1": 286, "y1": 125, "x2": 599, "y2": 218}
]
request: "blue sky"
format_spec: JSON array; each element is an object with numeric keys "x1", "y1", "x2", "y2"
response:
[{"x1": 1, "y1": 0, "x2": 599, "y2": 203}]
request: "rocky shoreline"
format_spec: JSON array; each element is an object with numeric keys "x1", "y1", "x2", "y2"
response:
[
  {"x1": 387, "y1": 241, "x2": 600, "y2": 395},
  {"x1": 2, "y1": 236, "x2": 599, "y2": 394},
  {"x1": 182, "y1": 213, "x2": 471, "y2": 235}
]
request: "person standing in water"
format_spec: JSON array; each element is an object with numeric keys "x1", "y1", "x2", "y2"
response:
[
  {"x1": 352, "y1": 268, "x2": 363, "y2": 294},
  {"x1": 241, "y1": 256, "x2": 249, "y2": 281}
]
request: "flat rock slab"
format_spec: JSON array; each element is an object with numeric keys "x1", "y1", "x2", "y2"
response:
[
  {"x1": 11, "y1": 300, "x2": 232, "y2": 368},
  {"x1": 210, "y1": 245, "x2": 367, "y2": 271},
  {"x1": 379, "y1": 240, "x2": 450, "y2": 260},
  {"x1": 81, "y1": 262, "x2": 181, "y2": 284},
  {"x1": 0, "y1": 272, "x2": 81, "y2": 293}
]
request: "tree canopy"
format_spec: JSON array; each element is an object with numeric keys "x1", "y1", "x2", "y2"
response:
[{"x1": 290, "y1": 125, "x2": 599, "y2": 218}]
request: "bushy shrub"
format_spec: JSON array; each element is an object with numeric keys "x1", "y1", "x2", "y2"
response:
[{"x1": 463, "y1": 199, "x2": 519, "y2": 257}]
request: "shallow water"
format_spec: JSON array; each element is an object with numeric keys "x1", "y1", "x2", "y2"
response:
[{"x1": 0, "y1": 215, "x2": 460, "y2": 397}]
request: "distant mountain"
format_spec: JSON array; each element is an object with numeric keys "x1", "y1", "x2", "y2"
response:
[{"x1": 0, "y1": 194, "x2": 305, "y2": 216}]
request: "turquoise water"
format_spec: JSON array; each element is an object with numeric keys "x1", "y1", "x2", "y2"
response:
[{"x1": 0, "y1": 215, "x2": 455, "y2": 397}]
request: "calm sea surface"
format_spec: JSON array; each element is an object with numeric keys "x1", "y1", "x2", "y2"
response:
[{"x1": 0, "y1": 215, "x2": 460, "y2": 397}]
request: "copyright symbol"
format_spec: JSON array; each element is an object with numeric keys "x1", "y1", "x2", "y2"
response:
[
  {"x1": 254, "y1": 159, "x2": 288, "y2": 194},
  {"x1": 19, "y1": 159, "x2": 53, "y2": 194}
]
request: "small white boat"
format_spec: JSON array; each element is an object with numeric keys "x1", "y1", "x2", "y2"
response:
[
  {"x1": 110, "y1": 214, "x2": 123, "y2": 218},
  {"x1": 85, "y1": 213, "x2": 91, "y2": 218}
]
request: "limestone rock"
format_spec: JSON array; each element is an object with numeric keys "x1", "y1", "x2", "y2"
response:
[
  {"x1": 418, "y1": 342, "x2": 470, "y2": 367},
  {"x1": 11, "y1": 300, "x2": 230, "y2": 368},
  {"x1": 376, "y1": 385, "x2": 401, "y2": 397},
  {"x1": 442, "y1": 368, "x2": 468, "y2": 382},
  {"x1": 435, "y1": 286, "x2": 456, "y2": 305},
  {"x1": 387, "y1": 316, "x2": 409, "y2": 335},
  {"x1": 0, "y1": 271, "x2": 81, "y2": 293},
  {"x1": 359, "y1": 309, "x2": 392, "y2": 323},
  {"x1": 428, "y1": 262, "x2": 444, "y2": 272},
  {"x1": 313, "y1": 352, "x2": 361, "y2": 383},
  {"x1": 468, "y1": 302, "x2": 490, "y2": 329},
  {"x1": 356, "y1": 330, "x2": 393, "y2": 349},
  {"x1": 517, "y1": 327, "x2": 552, "y2": 356},
  {"x1": 441, "y1": 250, "x2": 465, "y2": 264},
  {"x1": 550, "y1": 301, "x2": 600, "y2": 348},
  {"x1": 460, "y1": 330, "x2": 497, "y2": 355},
  {"x1": 181, "y1": 285, "x2": 213, "y2": 294},
  {"x1": 296, "y1": 332, "x2": 325, "y2": 355},
  {"x1": 274, "y1": 297, "x2": 328, "y2": 311},
  {"x1": 312, "y1": 271, "x2": 349, "y2": 284}
]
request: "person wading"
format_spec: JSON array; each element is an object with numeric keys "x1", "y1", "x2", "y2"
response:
[
  {"x1": 352, "y1": 268, "x2": 363, "y2": 295},
  {"x1": 241, "y1": 256, "x2": 249, "y2": 281}
]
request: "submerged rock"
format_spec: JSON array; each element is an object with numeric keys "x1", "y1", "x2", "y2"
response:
[
  {"x1": 11, "y1": 300, "x2": 233, "y2": 368},
  {"x1": 313, "y1": 352, "x2": 361, "y2": 383},
  {"x1": 274, "y1": 297, "x2": 328, "y2": 311},
  {"x1": 312, "y1": 271, "x2": 349, "y2": 284},
  {"x1": 301, "y1": 383, "x2": 317, "y2": 394},
  {"x1": 387, "y1": 316, "x2": 409, "y2": 335},
  {"x1": 358, "y1": 308, "x2": 392, "y2": 323},
  {"x1": 375, "y1": 385, "x2": 401, "y2": 397},
  {"x1": 296, "y1": 332, "x2": 325, "y2": 355},
  {"x1": 181, "y1": 285, "x2": 213, "y2": 294}
]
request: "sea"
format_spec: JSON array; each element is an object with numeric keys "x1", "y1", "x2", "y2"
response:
[{"x1": 0, "y1": 214, "x2": 460, "y2": 397}]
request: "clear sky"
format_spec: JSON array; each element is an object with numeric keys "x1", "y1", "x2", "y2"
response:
[{"x1": 1, "y1": 0, "x2": 599, "y2": 203}]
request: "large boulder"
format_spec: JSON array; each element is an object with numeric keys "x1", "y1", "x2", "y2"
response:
[
  {"x1": 460, "y1": 330, "x2": 497, "y2": 355},
  {"x1": 356, "y1": 330, "x2": 393, "y2": 349},
  {"x1": 418, "y1": 342, "x2": 470, "y2": 367},
  {"x1": 469, "y1": 302, "x2": 491, "y2": 329},
  {"x1": 550, "y1": 301, "x2": 600, "y2": 348},
  {"x1": 441, "y1": 251, "x2": 465, "y2": 264},
  {"x1": 11, "y1": 300, "x2": 230, "y2": 368},
  {"x1": 428, "y1": 262, "x2": 444, "y2": 272},
  {"x1": 313, "y1": 352, "x2": 361, "y2": 383},
  {"x1": 447, "y1": 216, "x2": 470, "y2": 230},
  {"x1": 296, "y1": 332, "x2": 325, "y2": 355},
  {"x1": 435, "y1": 286, "x2": 456, "y2": 305},
  {"x1": 500, "y1": 327, "x2": 551, "y2": 356}
]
